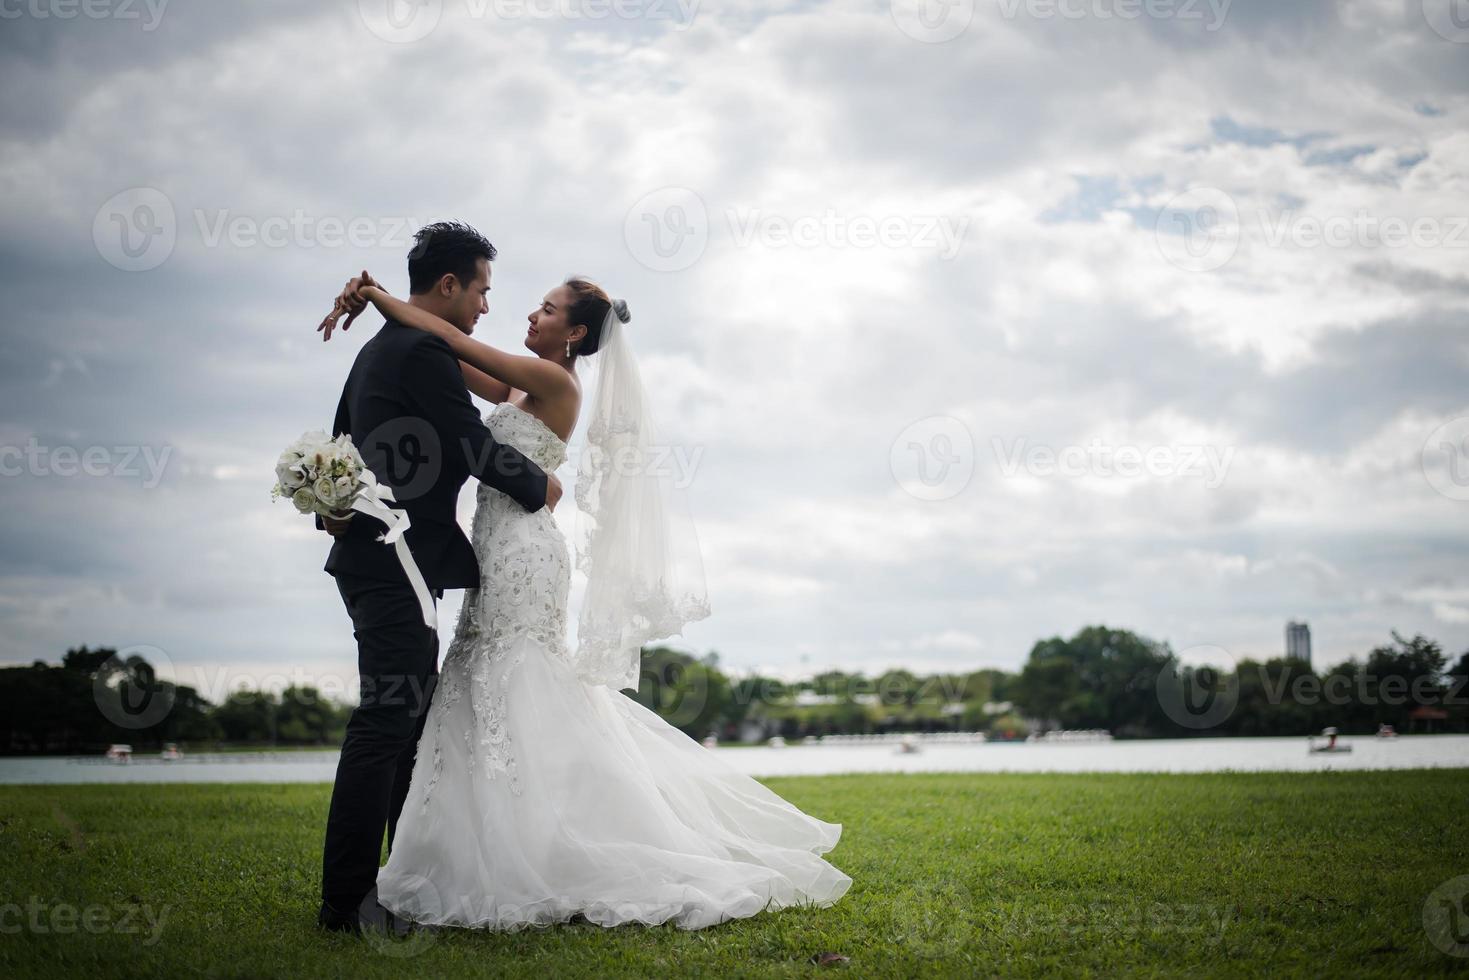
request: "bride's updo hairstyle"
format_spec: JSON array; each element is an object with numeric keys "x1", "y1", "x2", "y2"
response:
[{"x1": 564, "y1": 278, "x2": 631, "y2": 356}]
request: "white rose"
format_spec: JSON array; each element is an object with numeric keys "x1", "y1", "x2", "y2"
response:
[
  {"x1": 290, "y1": 487, "x2": 315, "y2": 514},
  {"x1": 313, "y1": 475, "x2": 337, "y2": 505}
]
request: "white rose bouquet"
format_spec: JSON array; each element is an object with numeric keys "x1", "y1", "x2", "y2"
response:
[
  {"x1": 272, "y1": 428, "x2": 434, "y2": 628},
  {"x1": 271, "y1": 430, "x2": 366, "y2": 518}
]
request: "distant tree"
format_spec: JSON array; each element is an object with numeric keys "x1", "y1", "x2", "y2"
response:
[
  {"x1": 275, "y1": 685, "x2": 345, "y2": 744},
  {"x1": 214, "y1": 691, "x2": 278, "y2": 743},
  {"x1": 632, "y1": 646, "x2": 732, "y2": 738},
  {"x1": 1015, "y1": 626, "x2": 1172, "y2": 734},
  {"x1": 1361, "y1": 632, "x2": 1448, "y2": 731}
]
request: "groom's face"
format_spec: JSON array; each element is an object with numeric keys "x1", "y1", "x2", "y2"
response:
[{"x1": 446, "y1": 257, "x2": 492, "y2": 335}]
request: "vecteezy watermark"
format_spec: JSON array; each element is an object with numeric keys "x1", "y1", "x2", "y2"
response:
[
  {"x1": 93, "y1": 189, "x2": 428, "y2": 272},
  {"x1": 0, "y1": 438, "x2": 173, "y2": 488},
  {"x1": 1424, "y1": 876, "x2": 1469, "y2": 958},
  {"x1": 473, "y1": 0, "x2": 698, "y2": 27},
  {"x1": 1155, "y1": 645, "x2": 1241, "y2": 730},
  {"x1": 93, "y1": 645, "x2": 177, "y2": 730},
  {"x1": 890, "y1": 416, "x2": 976, "y2": 502},
  {"x1": 727, "y1": 209, "x2": 969, "y2": 261},
  {"x1": 996, "y1": 0, "x2": 1232, "y2": 30},
  {"x1": 889, "y1": 0, "x2": 975, "y2": 43},
  {"x1": 0, "y1": 0, "x2": 169, "y2": 29},
  {"x1": 361, "y1": 876, "x2": 441, "y2": 957},
  {"x1": 1421, "y1": 0, "x2": 1469, "y2": 44},
  {"x1": 357, "y1": 0, "x2": 697, "y2": 42},
  {"x1": 357, "y1": 0, "x2": 443, "y2": 42},
  {"x1": 997, "y1": 901, "x2": 1233, "y2": 945},
  {"x1": 1154, "y1": 187, "x2": 1241, "y2": 273},
  {"x1": 624, "y1": 187, "x2": 709, "y2": 273},
  {"x1": 1421, "y1": 416, "x2": 1469, "y2": 502},
  {"x1": 1156, "y1": 651, "x2": 1467, "y2": 731},
  {"x1": 193, "y1": 210, "x2": 424, "y2": 251},
  {"x1": 93, "y1": 187, "x2": 176, "y2": 272},
  {"x1": 624, "y1": 188, "x2": 971, "y2": 272},
  {"x1": 992, "y1": 437, "x2": 1235, "y2": 489},
  {"x1": 1154, "y1": 186, "x2": 1469, "y2": 273},
  {"x1": 1255, "y1": 211, "x2": 1469, "y2": 251},
  {"x1": 0, "y1": 898, "x2": 170, "y2": 946},
  {"x1": 569, "y1": 443, "x2": 704, "y2": 490}
]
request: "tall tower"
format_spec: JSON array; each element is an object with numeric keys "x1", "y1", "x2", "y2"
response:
[{"x1": 1285, "y1": 621, "x2": 1312, "y2": 666}]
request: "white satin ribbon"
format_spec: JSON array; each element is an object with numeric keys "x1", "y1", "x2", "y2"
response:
[{"x1": 343, "y1": 469, "x2": 437, "y2": 631}]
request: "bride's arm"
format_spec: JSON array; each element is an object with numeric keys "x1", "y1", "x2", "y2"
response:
[
  {"x1": 317, "y1": 273, "x2": 503, "y2": 401},
  {"x1": 360, "y1": 285, "x2": 571, "y2": 402},
  {"x1": 460, "y1": 362, "x2": 511, "y2": 404}
]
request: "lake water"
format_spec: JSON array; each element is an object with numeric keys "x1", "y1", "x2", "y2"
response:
[{"x1": 3, "y1": 735, "x2": 1466, "y2": 784}]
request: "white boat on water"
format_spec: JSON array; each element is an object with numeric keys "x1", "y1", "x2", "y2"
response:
[
  {"x1": 1308, "y1": 727, "x2": 1352, "y2": 754},
  {"x1": 104, "y1": 744, "x2": 132, "y2": 763},
  {"x1": 1027, "y1": 729, "x2": 1114, "y2": 744}
]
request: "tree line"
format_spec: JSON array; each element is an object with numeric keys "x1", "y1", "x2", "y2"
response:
[{"x1": 1, "y1": 627, "x2": 1465, "y2": 753}]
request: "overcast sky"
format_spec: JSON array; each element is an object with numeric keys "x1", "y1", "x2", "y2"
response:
[{"x1": 1, "y1": 0, "x2": 1466, "y2": 699}]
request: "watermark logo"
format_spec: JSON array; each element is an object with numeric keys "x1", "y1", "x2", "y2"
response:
[
  {"x1": 727, "y1": 209, "x2": 968, "y2": 260},
  {"x1": 901, "y1": 880, "x2": 977, "y2": 957},
  {"x1": 624, "y1": 187, "x2": 709, "y2": 272},
  {"x1": 1422, "y1": 0, "x2": 1469, "y2": 43},
  {"x1": 194, "y1": 210, "x2": 423, "y2": 250},
  {"x1": 93, "y1": 187, "x2": 176, "y2": 272},
  {"x1": 362, "y1": 878, "x2": 441, "y2": 957},
  {"x1": 0, "y1": 438, "x2": 173, "y2": 487},
  {"x1": 358, "y1": 0, "x2": 443, "y2": 42},
  {"x1": 1156, "y1": 644, "x2": 1239, "y2": 730},
  {"x1": 473, "y1": 0, "x2": 699, "y2": 27},
  {"x1": 992, "y1": 437, "x2": 1234, "y2": 489},
  {"x1": 92, "y1": 645, "x2": 177, "y2": 730},
  {"x1": 638, "y1": 656, "x2": 713, "y2": 727},
  {"x1": 889, "y1": 0, "x2": 974, "y2": 43},
  {"x1": 1154, "y1": 187, "x2": 1240, "y2": 273},
  {"x1": 0, "y1": 898, "x2": 169, "y2": 945},
  {"x1": 1155, "y1": 188, "x2": 1466, "y2": 274},
  {"x1": 1422, "y1": 416, "x2": 1469, "y2": 502},
  {"x1": 891, "y1": 416, "x2": 975, "y2": 501},
  {"x1": 360, "y1": 417, "x2": 443, "y2": 503},
  {"x1": 0, "y1": 0, "x2": 169, "y2": 29},
  {"x1": 995, "y1": 0, "x2": 1232, "y2": 31},
  {"x1": 1424, "y1": 876, "x2": 1469, "y2": 958}
]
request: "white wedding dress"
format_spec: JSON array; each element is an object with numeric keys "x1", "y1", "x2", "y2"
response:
[{"x1": 376, "y1": 401, "x2": 852, "y2": 930}]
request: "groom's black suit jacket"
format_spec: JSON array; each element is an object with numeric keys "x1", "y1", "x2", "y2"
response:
[{"x1": 322, "y1": 319, "x2": 549, "y2": 591}]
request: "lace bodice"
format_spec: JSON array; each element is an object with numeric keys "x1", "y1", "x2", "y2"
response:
[
  {"x1": 422, "y1": 401, "x2": 572, "y2": 802},
  {"x1": 486, "y1": 400, "x2": 567, "y2": 472}
]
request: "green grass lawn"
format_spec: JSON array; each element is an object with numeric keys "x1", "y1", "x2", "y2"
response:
[{"x1": 1, "y1": 771, "x2": 1467, "y2": 978}]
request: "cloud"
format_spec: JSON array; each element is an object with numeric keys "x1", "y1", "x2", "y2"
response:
[{"x1": 0, "y1": 0, "x2": 1466, "y2": 687}]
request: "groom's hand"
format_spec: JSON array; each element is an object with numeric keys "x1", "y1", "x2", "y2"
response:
[
  {"x1": 544, "y1": 473, "x2": 563, "y2": 512},
  {"x1": 321, "y1": 514, "x2": 354, "y2": 537}
]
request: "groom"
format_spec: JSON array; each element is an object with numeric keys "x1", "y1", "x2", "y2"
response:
[{"x1": 314, "y1": 221, "x2": 563, "y2": 933}]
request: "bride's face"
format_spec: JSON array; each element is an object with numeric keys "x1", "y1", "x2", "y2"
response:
[{"x1": 525, "y1": 284, "x2": 584, "y2": 358}]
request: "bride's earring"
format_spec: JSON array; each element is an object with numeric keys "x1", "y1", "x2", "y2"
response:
[{"x1": 565, "y1": 339, "x2": 572, "y2": 357}]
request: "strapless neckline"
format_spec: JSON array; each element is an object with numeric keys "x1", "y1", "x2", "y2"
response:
[{"x1": 494, "y1": 401, "x2": 567, "y2": 447}]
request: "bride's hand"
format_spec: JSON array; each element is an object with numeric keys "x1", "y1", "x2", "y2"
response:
[{"x1": 317, "y1": 270, "x2": 378, "y2": 341}]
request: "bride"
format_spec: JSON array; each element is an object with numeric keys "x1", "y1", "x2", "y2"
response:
[{"x1": 321, "y1": 272, "x2": 852, "y2": 931}]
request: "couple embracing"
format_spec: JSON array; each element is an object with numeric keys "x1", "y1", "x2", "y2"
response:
[{"x1": 310, "y1": 221, "x2": 850, "y2": 936}]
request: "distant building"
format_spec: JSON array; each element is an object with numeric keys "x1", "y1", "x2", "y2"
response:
[{"x1": 1285, "y1": 621, "x2": 1312, "y2": 666}]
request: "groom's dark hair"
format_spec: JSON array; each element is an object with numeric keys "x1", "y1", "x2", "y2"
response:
[{"x1": 407, "y1": 221, "x2": 497, "y2": 295}]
